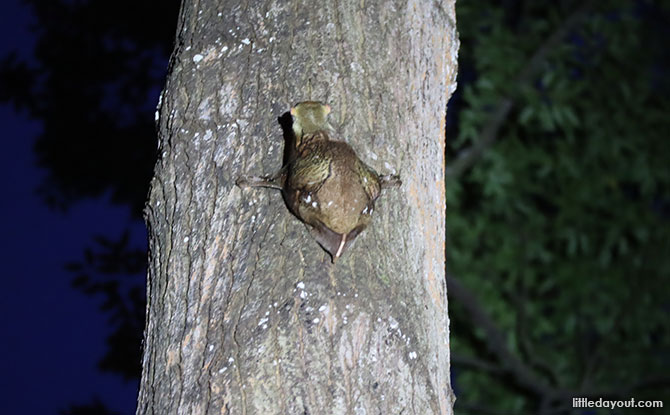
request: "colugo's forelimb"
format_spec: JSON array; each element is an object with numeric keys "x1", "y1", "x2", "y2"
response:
[{"x1": 235, "y1": 170, "x2": 284, "y2": 190}]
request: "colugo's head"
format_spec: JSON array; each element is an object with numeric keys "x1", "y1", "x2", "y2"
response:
[{"x1": 290, "y1": 101, "x2": 331, "y2": 138}]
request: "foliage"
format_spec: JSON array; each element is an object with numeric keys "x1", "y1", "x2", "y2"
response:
[
  {"x1": 0, "y1": 0, "x2": 179, "y2": 411},
  {"x1": 448, "y1": 0, "x2": 670, "y2": 413},
  {"x1": 67, "y1": 231, "x2": 147, "y2": 380},
  {"x1": 1, "y1": 0, "x2": 179, "y2": 214}
]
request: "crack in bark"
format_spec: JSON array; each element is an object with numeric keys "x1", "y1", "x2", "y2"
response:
[
  {"x1": 176, "y1": 143, "x2": 198, "y2": 412},
  {"x1": 232, "y1": 212, "x2": 274, "y2": 413}
]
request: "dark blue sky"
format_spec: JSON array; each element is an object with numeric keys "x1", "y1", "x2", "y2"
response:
[{"x1": 0, "y1": 1, "x2": 140, "y2": 413}]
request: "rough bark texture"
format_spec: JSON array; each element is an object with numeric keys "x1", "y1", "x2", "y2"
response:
[{"x1": 137, "y1": 0, "x2": 458, "y2": 414}]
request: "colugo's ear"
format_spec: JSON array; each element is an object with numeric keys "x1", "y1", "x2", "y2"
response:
[
  {"x1": 290, "y1": 107, "x2": 297, "y2": 116},
  {"x1": 323, "y1": 104, "x2": 331, "y2": 115}
]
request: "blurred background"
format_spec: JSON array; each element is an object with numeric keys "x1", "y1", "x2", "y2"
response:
[
  {"x1": 0, "y1": 1, "x2": 179, "y2": 413},
  {"x1": 0, "y1": 0, "x2": 667, "y2": 414}
]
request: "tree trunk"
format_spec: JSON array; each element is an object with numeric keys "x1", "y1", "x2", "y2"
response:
[{"x1": 137, "y1": 0, "x2": 458, "y2": 414}]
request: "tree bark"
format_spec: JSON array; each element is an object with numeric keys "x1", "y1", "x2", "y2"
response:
[{"x1": 137, "y1": 0, "x2": 458, "y2": 414}]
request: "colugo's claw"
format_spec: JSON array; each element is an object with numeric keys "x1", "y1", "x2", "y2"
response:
[
  {"x1": 236, "y1": 175, "x2": 283, "y2": 190},
  {"x1": 379, "y1": 174, "x2": 402, "y2": 189}
]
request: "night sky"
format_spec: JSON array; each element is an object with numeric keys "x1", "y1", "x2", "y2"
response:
[{"x1": 1, "y1": 1, "x2": 142, "y2": 413}]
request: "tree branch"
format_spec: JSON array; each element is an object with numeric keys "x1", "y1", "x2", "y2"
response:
[
  {"x1": 512, "y1": 290, "x2": 560, "y2": 386},
  {"x1": 447, "y1": 274, "x2": 556, "y2": 397},
  {"x1": 451, "y1": 354, "x2": 505, "y2": 375},
  {"x1": 448, "y1": 272, "x2": 670, "y2": 410}
]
